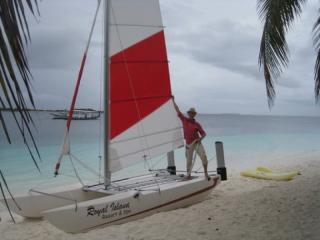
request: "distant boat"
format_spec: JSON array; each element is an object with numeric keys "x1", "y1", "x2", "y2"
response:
[{"x1": 50, "y1": 109, "x2": 100, "y2": 120}]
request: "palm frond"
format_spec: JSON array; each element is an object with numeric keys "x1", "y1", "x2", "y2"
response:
[
  {"x1": 0, "y1": 98, "x2": 11, "y2": 143},
  {"x1": 313, "y1": 11, "x2": 320, "y2": 102},
  {"x1": 0, "y1": 0, "x2": 41, "y2": 169},
  {"x1": 257, "y1": 0, "x2": 307, "y2": 107}
]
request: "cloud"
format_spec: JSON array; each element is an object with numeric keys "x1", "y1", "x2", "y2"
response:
[
  {"x1": 28, "y1": 29, "x2": 86, "y2": 70},
  {"x1": 167, "y1": 17, "x2": 308, "y2": 90},
  {"x1": 20, "y1": 0, "x2": 320, "y2": 116},
  {"x1": 162, "y1": 0, "x2": 320, "y2": 115}
]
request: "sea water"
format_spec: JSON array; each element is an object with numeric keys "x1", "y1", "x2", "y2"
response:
[{"x1": 1, "y1": 112, "x2": 320, "y2": 193}]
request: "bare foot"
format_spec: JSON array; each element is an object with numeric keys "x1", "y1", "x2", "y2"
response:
[{"x1": 185, "y1": 175, "x2": 192, "y2": 180}]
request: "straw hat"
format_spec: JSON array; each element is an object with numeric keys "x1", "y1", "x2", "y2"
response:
[{"x1": 187, "y1": 107, "x2": 197, "y2": 114}]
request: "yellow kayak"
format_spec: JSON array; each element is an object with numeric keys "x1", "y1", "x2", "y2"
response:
[{"x1": 241, "y1": 167, "x2": 300, "y2": 181}]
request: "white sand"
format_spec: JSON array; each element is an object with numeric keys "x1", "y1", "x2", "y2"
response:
[{"x1": 1, "y1": 155, "x2": 320, "y2": 240}]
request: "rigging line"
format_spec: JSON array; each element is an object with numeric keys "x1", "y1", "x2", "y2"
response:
[
  {"x1": 69, "y1": 155, "x2": 85, "y2": 187},
  {"x1": 195, "y1": 155, "x2": 216, "y2": 172},
  {"x1": 70, "y1": 153, "x2": 142, "y2": 191},
  {"x1": 109, "y1": 137, "x2": 184, "y2": 161},
  {"x1": 54, "y1": 131, "x2": 70, "y2": 176},
  {"x1": 29, "y1": 189, "x2": 78, "y2": 211},
  {"x1": 58, "y1": 172, "x2": 111, "y2": 184},
  {"x1": 150, "y1": 155, "x2": 167, "y2": 169},
  {"x1": 86, "y1": 170, "x2": 189, "y2": 193},
  {"x1": 110, "y1": 3, "x2": 161, "y2": 171},
  {"x1": 54, "y1": 0, "x2": 102, "y2": 176},
  {"x1": 71, "y1": 166, "x2": 128, "y2": 192},
  {"x1": 106, "y1": 176, "x2": 176, "y2": 191},
  {"x1": 66, "y1": 0, "x2": 102, "y2": 131},
  {"x1": 70, "y1": 153, "x2": 111, "y2": 185}
]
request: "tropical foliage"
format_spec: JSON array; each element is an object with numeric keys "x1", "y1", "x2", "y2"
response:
[
  {"x1": 257, "y1": 0, "x2": 320, "y2": 106},
  {"x1": 0, "y1": 0, "x2": 40, "y2": 170}
]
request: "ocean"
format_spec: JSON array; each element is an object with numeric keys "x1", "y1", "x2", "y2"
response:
[{"x1": 1, "y1": 112, "x2": 320, "y2": 193}]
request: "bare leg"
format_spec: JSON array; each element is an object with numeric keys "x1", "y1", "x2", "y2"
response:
[
  {"x1": 203, "y1": 163, "x2": 209, "y2": 180},
  {"x1": 186, "y1": 145, "x2": 192, "y2": 178},
  {"x1": 196, "y1": 143, "x2": 209, "y2": 180}
]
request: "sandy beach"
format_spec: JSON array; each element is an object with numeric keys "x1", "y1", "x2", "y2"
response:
[{"x1": 1, "y1": 153, "x2": 320, "y2": 240}]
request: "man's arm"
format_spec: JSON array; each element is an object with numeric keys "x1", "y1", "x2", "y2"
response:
[
  {"x1": 197, "y1": 124, "x2": 206, "y2": 141},
  {"x1": 172, "y1": 97, "x2": 185, "y2": 121},
  {"x1": 172, "y1": 98, "x2": 181, "y2": 114}
]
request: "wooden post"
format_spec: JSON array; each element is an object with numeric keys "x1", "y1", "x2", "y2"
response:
[
  {"x1": 215, "y1": 141, "x2": 227, "y2": 181},
  {"x1": 167, "y1": 151, "x2": 176, "y2": 175}
]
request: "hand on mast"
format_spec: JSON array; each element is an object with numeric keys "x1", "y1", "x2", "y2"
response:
[{"x1": 172, "y1": 96, "x2": 181, "y2": 114}]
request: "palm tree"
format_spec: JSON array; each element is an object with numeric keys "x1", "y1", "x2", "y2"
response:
[
  {"x1": 257, "y1": 0, "x2": 320, "y2": 107},
  {"x1": 0, "y1": 0, "x2": 40, "y2": 170}
]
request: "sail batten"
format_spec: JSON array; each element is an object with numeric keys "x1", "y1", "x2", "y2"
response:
[
  {"x1": 111, "y1": 126, "x2": 182, "y2": 144},
  {"x1": 110, "y1": 137, "x2": 183, "y2": 161},
  {"x1": 110, "y1": 23, "x2": 164, "y2": 28},
  {"x1": 111, "y1": 95, "x2": 172, "y2": 103}
]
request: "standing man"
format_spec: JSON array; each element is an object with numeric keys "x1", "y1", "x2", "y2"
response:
[{"x1": 173, "y1": 99, "x2": 209, "y2": 180}]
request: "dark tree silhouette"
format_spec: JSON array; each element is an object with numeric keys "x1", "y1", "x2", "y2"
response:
[
  {"x1": 0, "y1": 0, "x2": 40, "y2": 170},
  {"x1": 257, "y1": 0, "x2": 320, "y2": 107}
]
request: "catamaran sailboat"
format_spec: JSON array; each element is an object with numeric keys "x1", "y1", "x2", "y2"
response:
[{"x1": 1, "y1": 0, "x2": 223, "y2": 233}]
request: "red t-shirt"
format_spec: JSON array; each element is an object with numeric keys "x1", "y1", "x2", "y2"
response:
[{"x1": 178, "y1": 112, "x2": 206, "y2": 145}]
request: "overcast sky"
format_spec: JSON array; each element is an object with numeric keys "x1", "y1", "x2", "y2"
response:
[{"x1": 25, "y1": 0, "x2": 320, "y2": 116}]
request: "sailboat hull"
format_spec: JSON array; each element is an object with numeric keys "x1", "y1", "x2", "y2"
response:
[
  {"x1": 0, "y1": 184, "x2": 107, "y2": 218},
  {"x1": 1, "y1": 173, "x2": 220, "y2": 233},
  {"x1": 42, "y1": 174, "x2": 220, "y2": 233}
]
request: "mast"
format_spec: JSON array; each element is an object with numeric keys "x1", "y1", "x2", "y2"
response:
[{"x1": 104, "y1": 0, "x2": 111, "y2": 188}]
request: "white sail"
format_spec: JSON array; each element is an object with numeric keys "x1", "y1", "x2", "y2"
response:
[
  {"x1": 109, "y1": 0, "x2": 184, "y2": 171},
  {"x1": 110, "y1": 0, "x2": 164, "y2": 56},
  {"x1": 110, "y1": 101, "x2": 183, "y2": 171}
]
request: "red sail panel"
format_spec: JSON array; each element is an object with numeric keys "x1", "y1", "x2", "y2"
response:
[{"x1": 110, "y1": 31, "x2": 171, "y2": 139}]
